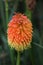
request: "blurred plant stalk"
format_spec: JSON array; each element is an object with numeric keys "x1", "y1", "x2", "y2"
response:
[
  {"x1": 5, "y1": 0, "x2": 9, "y2": 29},
  {"x1": 5, "y1": 1, "x2": 15, "y2": 65}
]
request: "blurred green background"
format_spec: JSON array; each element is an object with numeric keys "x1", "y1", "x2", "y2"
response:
[{"x1": 0, "y1": 0, "x2": 43, "y2": 65}]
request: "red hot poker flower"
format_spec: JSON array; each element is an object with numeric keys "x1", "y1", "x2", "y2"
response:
[{"x1": 7, "y1": 13, "x2": 33, "y2": 51}]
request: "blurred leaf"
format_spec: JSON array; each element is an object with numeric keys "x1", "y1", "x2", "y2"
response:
[
  {"x1": 31, "y1": 28, "x2": 43, "y2": 65},
  {"x1": 33, "y1": 29, "x2": 40, "y2": 43},
  {"x1": 0, "y1": 46, "x2": 3, "y2": 53}
]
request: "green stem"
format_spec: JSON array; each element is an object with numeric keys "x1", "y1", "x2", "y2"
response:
[
  {"x1": 5, "y1": 0, "x2": 8, "y2": 29},
  {"x1": 16, "y1": 52, "x2": 20, "y2": 65}
]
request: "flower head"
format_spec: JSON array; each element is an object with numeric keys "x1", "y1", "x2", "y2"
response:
[{"x1": 7, "y1": 13, "x2": 33, "y2": 51}]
